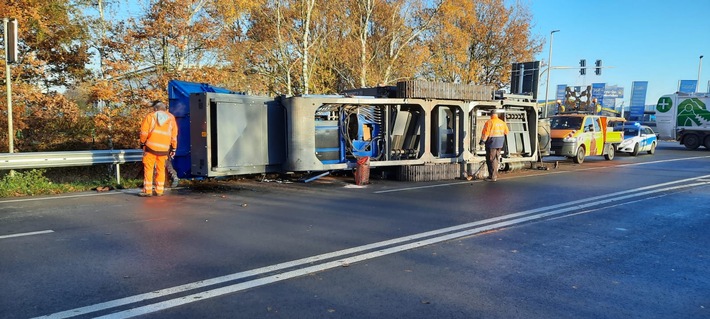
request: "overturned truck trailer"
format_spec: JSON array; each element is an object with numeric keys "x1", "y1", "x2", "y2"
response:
[{"x1": 169, "y1": 80, "x2": 542, "y2": 181}]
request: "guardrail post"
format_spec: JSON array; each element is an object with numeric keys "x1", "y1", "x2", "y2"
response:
[{"x1": 115, "y1": 163, "x2": 121, "y2": 185}]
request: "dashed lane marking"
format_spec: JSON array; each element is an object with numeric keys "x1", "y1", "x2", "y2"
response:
[{"x1": 0, "y1": 230, "x2": 54, "y2": 240}]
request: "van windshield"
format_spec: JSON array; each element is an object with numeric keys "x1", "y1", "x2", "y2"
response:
[{"x1": 550, "y1": 116, "x2": 583, "y2": 130}]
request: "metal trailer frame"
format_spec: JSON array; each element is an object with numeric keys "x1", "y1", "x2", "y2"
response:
[{"x1": 176, "y1": 80, "x2": 542, "y2": 180}]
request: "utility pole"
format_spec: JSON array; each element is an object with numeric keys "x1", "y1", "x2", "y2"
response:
[
  {"x1": 698, "y1": 55, "x2": 704, "y2": 93},
  {"x1": 3, "y1": 18, "x2": 17, "y2": 154},
  {"x1": 543, "y1": 29, "x2": 560, "y2": 118}
]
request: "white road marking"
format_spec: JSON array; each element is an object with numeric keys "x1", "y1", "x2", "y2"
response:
[
  {"x1": 614, "y1": 155, "x2": 710, "y2": 167},
  {"x1": 0, "y1": 191, "x2": 122, "y2": 204},
  {"x1": 547, "y1": 193, "x2": 670, "y2": 221},
  {"x1": 374, "y1": 181, "x2": 470, "y2": 193},
  {"x1": 34, "y1": 176, "x2": 710, "y2": 319},
  {"x1": 94, "y1": 180, "x2": 710, "y2": 319},
  {"x1": 0, "y1": 230, "x2": 54, "y2": 240},
  {"x1": 374, "y1": 156, "x2": 710, "y2": 194}
]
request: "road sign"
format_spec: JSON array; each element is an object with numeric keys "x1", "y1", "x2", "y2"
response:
[
  {"x1": 678, "y1": 80, "x2": 697, "y2": 93},
  {"x1": 510, "y1": 61, "x2": 540, "y2": 99},
  {"x1": 629, "y1": 81, "x2": 648, "y2": 119}
]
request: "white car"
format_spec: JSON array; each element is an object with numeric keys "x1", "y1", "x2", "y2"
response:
[{"x1": 617, "y1": 124, "x2": 658, "y2": 156}]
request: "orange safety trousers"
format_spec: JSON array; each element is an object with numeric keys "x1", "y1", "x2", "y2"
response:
[{"x1": 143, "y1": 152, "x2": 167, "y2": 195}]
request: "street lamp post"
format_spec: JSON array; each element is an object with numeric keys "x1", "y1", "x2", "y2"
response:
[
  {"x1": 543, "y1": 30, "x2": 560, "y2": 117},
  {"x1": 698, "y1": 55, "x2": 703, "y2": 93}
]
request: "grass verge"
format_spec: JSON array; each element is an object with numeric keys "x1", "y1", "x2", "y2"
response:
[{"x1": 0, "y1": 165, "x2": 144, "y2": 198}]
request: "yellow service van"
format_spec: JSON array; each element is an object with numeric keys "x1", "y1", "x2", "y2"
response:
[{"x1": 549, "y1": 113, "x2": 620, "y2": 163}]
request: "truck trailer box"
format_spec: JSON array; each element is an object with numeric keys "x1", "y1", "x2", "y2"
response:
[{"x1": 655, "y1": 93, "x2": 710, "y2": 149}]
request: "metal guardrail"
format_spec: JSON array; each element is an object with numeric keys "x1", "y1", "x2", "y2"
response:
[
  {"x1": 0, "y1": 149, "x2": 144, "y2": 184},
  {"x1": 0, "y1": 149, "x2": 143, "y2": 170}
]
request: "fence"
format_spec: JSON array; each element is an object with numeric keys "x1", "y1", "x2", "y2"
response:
[{"x1": 0, "y1": 149, "x2": 143, "y2": 184}]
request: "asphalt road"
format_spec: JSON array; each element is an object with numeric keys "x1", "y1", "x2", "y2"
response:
[{"x1": 1, "y1": 141, "x2": 709, "y2": 319}]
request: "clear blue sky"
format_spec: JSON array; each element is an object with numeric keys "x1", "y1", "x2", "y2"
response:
[{"x1": 528, "y1": 0, "x2": 710, "y2": 107}]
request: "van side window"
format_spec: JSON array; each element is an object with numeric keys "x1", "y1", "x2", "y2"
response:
[
  {"x1": 593, "y1": 118, "x2": 601, "y2": 132},
  {"x1": 583, "y1": 117, "x2": 595, "y2": 132}
]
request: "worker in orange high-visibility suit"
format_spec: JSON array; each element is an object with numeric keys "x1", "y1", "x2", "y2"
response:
[
  {"x1": 479, "y1": 110, "x2": 509, "y2": 182},
  {"x1": 139, "y1": 101, "x2": 178, "y2": 196}
]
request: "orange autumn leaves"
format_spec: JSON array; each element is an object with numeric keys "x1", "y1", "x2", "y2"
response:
[{"x1": 0, "y1": 0, "x2": 540, "y2": 152}]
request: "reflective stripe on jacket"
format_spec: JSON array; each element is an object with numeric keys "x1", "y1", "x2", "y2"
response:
[
  {"x1": 140, "y1": 111, "x2": 178, "y2": 154},
  {"x1": 481, "y1": 117, "x2": 509, "y2": 149},
  {"x1": 481, "y1": 117, "x2": 509, "y2": 139}
]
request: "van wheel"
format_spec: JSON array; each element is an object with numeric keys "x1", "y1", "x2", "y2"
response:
[
  {"x1": 648, "y1": 142, "x2": 656, "y2": 155},
  {"x1": 683, "y1": 134, "x2": 701, "y2": 150},
  {"x1": 631, "y1": 143, "x2": 640, "y2": 156},
  {"x1": 604, "y1": 144, "x2": 615, "y2": 160},
  {"x1": 573, "y1": 146, "x2": 585, "y2": 164}
]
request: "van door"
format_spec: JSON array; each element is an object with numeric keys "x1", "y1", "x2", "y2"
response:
[
  {"x1": 582, "y1": 116, "x2": 603, "y2": 155},
  {"x1": 593, "y1": 117, "x2": 604, "y2": 155}
]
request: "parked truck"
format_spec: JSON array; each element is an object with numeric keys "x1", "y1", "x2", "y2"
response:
[{"x1": 655, "y1": 92, "x2": 710, "y2": 150}]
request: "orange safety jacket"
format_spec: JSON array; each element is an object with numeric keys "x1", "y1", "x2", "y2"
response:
[
  {"x1": 481, "y1": 117, "x2": 509, "y2": 139},
  {"x1": 481, "y1": 116, "x2": 509, "y2": 149},
  {"x1": 140, "y1": 110, "x2": 178, "y2": 155}
]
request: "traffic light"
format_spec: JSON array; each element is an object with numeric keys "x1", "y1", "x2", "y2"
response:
[
  {"x1": 579, "y1": 59, "x2": 586, "y2": 75},
  {"x1": 6, "y1": 19, "x2": 17, "y2": 64},
  {"x1": 595, "y1": 59, "x2": 602, "y2": 75}
]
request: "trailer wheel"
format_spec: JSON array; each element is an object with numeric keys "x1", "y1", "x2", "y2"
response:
[
  {"x1": 604, "y1": 144, "x2": 615, "y2": 160},
  {"x1": 683, "y1": 134, "x2": 701, "y2": 150},
  {"x1": 573, "y1": 146, "x2": 585, "y2": 164}
]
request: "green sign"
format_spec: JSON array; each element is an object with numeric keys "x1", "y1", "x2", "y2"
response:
[
  {"x1": 676, "y1": 98, "x2": 710, "y2": 127},
  {"x1": 656, "y1": 97, "x2": 672, "y2": 113}
]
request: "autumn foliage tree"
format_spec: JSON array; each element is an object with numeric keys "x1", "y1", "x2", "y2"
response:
[
  {"x1": 85, "y1": 0, "x2": 234, "y2": 148},
  {"x1": 424, "y1": 0, "x2": 541, "y2": 86},
  {"x1": 0, "y1": 0, "x2": 542, "y2": 153},
  {"x1": 0, "y1": 0, "x2": 92, "y2": 152}
]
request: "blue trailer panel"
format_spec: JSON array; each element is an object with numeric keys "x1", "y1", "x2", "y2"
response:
[{"x1": 168, "y1": 80, "x2": 243, "y2": 177}]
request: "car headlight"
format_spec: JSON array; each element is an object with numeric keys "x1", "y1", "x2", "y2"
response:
[{"x1": 562, "y1": 130, "x2": 578, "y2": 143}]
